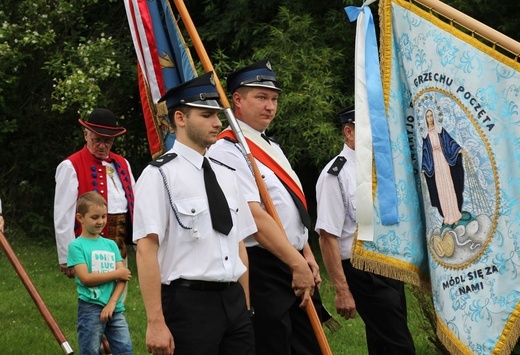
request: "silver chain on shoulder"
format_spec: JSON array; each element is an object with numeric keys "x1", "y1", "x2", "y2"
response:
[
  {"x1": 158, "y1": 167, "x2": 192, "y2": 230},
  {"x1": 337, "y1": 176, "x2": 356, "y2": 223}
]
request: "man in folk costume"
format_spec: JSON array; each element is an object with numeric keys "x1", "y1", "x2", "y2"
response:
[
  {"x1": 209, "y1": 59, "x2": 327, "y2": 355},
  {"x1": 54, "y1": 108, "x2": 135, "y2": 278}
]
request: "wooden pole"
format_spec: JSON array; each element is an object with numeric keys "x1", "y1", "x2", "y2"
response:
[
  {"x1": 171, "y1": 1, "x2": 333, "y2": 354},
  {"x1": 0, "y1": 231, "x2": 74, "y2": 354},
  {"x1": 413, "y1": 0, "x2": 520, "y2": 56}
]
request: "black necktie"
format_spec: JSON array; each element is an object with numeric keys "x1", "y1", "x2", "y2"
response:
[
  {"x1": 202, "y1": 158, "x2": 233, "y2": 235},
  {"x1": 280, "y1": 180, "x2": 312, "y2": 230},
  {"x1": 261, "y1": 133, "x2": 271, "y2": 145}
]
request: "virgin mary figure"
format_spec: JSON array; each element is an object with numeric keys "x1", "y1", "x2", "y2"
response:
[{"x1": 422, "y1": 109, "x2": 465, "y2": 225}]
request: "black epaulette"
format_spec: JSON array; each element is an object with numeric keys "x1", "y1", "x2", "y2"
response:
[
  {"x1": 148, "y1": 153, "x2": 178, "y2": 167},
  {"x1": 327, "y1": 156, "x2": 347, "y2": 176},
  {"x1": 208, "y1": 157, "x2": 236, "y2": 171},
  {"x1": 222, "y1": 136, "x2": 238, "y2": 144}
]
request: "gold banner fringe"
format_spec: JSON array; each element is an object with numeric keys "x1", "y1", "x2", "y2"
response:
[
  {"x1": 140, "y1": 73, "x2": 167, "y2": 159},
  {"x1": 350, "y1": 250, "x2": 427, "y2": 288},
  {"x1": 436, "y1": 319, "x2": 472, "y2": 355}
]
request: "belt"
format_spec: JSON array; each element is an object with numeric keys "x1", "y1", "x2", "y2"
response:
[
  {"x1": 104, "y1": 213, "x2": 127, "y2": 258},
  {"x1": 106, "y1": 213, "x2": 126, "y2": 238},
  {"x1": 171, "y1": 278, "x2": 235, "y2": 291},
  {"x1": 107, "y1": 213, "x2": 126, "y2": 229}
]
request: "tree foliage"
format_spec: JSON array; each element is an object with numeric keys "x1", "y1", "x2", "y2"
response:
[
  {"x1": 0, "y1": 0, "x2": 147, "y2": 235},
  {"x1": 0, "y1": 0, "x2": 519, "y2": 238}
]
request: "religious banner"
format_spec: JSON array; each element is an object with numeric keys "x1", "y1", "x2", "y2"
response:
[
  {"x1": 124, "y1": 0, "x2": 196, "y2": 158},
  {"x1": 350, "y1": 0, "x2": 520, "y2": 353}
]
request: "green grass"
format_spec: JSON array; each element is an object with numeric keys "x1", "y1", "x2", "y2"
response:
[{"x1": 0, "y1": 231, "x2": 439, "y2": 354}]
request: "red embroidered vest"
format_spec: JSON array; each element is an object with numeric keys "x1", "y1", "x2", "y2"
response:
[{"x1": 68, "y1": 146, "x2": 134, "y2": 237}]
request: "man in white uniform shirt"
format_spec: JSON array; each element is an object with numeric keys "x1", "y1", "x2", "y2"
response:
[
  {"x1": 316, "y1": 105, "x2": 415, "y2": 354},
  {"x1": 209, "y1": 59, "x2": 326, "y2": 355},
  {"x1": 54, "y1": 108, "x2": 135, "y2": 278},
  {"x1": 133, "y1": 72, "x2": 257, "y2": 355}
]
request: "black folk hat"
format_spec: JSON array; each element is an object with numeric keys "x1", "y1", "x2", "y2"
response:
[
  {"x1": 338, "y1": 104, "x2": 355, "y2": 125},
  {"x1": 226, "y1": 59, "x2": 282, "y2": 94},
  {"x1": 159, "y1": 72, "x2": 223, "y2": 111},
  {"x1": 78, "y1": 109, "x2": 126, "y2": 137}
]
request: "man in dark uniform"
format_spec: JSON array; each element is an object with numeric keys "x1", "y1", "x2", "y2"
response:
[
  {"x1": 316, "y1": 105, "x2": 416, "y2": 354},
  {"x1": 133, "y1": 72, "x2": 257, "y2": 355}
]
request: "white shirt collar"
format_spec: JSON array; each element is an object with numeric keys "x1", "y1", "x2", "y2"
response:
[
  {"x1": 238, "y1": 120, "x2": 265, "y2": 135},
  {"x1": 341, "y1": 143, "x2": 355, "y2": 162},
  {"x1": 173, "y1": 140, "x2": 205, "y2": 169}
]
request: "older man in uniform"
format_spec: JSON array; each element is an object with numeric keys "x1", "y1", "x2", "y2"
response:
[{"x1": 316, "y1": 105, "x2": 416, "y2": 354}]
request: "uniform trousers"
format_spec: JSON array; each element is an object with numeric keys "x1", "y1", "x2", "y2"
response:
[
  {"x1": 248, "y1": 246, "x2": 323, "y2": 355},
  {"x1": 342, "y1": 259, "x2": 416, "y2": 355},
  {"x1": 161, "y1": 280, "x2": 254, "y2": 355}
]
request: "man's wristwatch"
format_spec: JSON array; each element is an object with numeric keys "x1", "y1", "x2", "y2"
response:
[{"x1": 248, "y1": 307, "x2": 255, "y2": 318}]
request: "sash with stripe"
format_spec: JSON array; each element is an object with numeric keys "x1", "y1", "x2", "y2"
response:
[{"x1": 219, "y1": 128, "x2": 310, "y2": 228}]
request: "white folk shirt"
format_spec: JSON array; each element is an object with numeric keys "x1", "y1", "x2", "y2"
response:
[
  {"x1": 132, "y1": 141, "x2": 257, "y2": 284},
  {"x1": 54, "y1": 158, "x2": 135, "y2": 264},
  {"x1": 208, "y1": 122, "x2": 308, "y2": 251},
  {"x1": 315, "y1": 144, "x2": 357, "y2": 260}
]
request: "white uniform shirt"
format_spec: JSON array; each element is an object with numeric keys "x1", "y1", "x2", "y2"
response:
[
  {"x1": 54, "y1": 157, "x2": 135, "y2": 264},
  {"x1": 315, "y1": 144, "x2": 357, "y2": 260},
  {"x1": 133, "y1": 141, "x2": 257, "y2": 284},
  {"x1": 208, "y1": 122, "x2": 307, "y2": 250}
]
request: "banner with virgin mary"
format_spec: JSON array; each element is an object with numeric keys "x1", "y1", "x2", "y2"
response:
[{"x1": 351, "y1": 0, "x2": 520, "y2": 353}]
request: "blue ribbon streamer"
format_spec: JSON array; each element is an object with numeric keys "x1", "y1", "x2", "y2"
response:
[{"x1": 345, "y1": 5, "x2": 399, "y2": 225}]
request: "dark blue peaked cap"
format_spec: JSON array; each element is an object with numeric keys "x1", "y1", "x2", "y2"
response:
[
  {"x1": 338, "y1": 104, "x2": 355, "y2": 125},
  {"x1": 159, "y1": 72, "x2": 223, "y2": 110},
  {"x1": 226, "y1": 59, "x2": 282, "y2": 93}
]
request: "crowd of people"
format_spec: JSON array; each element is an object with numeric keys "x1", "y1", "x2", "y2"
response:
[{"x1": 51, "y1": 59, "x2": 416, "y2": 354}]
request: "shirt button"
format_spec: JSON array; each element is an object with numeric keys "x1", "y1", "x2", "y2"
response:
[
  {"x1": 191, "y1": 208, "x2": 196, "y2": 213},
  {"x1": 225, "y1": 256, "x2": 229, "y2": 260}
]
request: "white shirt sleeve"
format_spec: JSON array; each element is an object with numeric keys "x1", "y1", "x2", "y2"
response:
[
  {"x1": 208, "y1": 140, "x2": 261, "y2": 203},
  {"x1": 54, "y1": 160, "x2": 79, "y2": 264},
  {"x1": 315, "y1": 166, "x2": 346, "y2": 238}
]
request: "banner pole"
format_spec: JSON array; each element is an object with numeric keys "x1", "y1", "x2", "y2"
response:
[
  {"x1": 171, "y1": 1, "x2": 332, "y2": 353},
  {"x1": 0, "y1": 231, "x2": 74, "y2": 354},
  {"x1": 414, "y1": 0, "x2": 520, "y2": 56}
]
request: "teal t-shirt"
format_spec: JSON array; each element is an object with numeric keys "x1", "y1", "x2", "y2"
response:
[{"x1": 67, "y1": 236, "x2": 125, "y2": 312}]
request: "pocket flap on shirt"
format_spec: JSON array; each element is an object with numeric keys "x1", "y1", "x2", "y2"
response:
[{"x1": 175, "y1": 198, "x2": 208, "y2": 216}]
